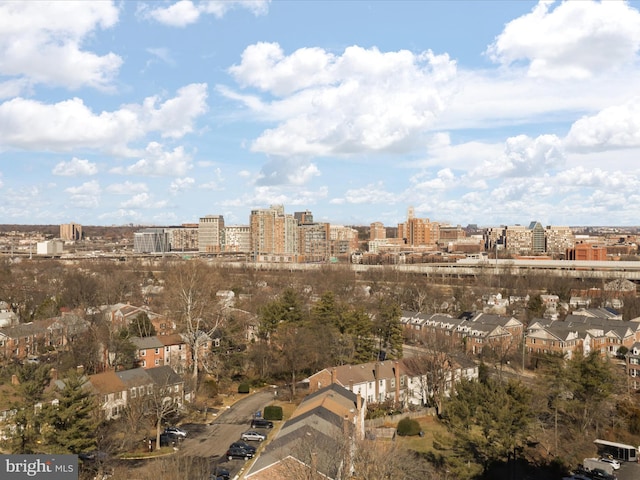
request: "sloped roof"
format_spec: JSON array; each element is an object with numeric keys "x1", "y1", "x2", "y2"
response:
[{"x1": 130, "y1": 335, "x2": 164, "y2": 350}]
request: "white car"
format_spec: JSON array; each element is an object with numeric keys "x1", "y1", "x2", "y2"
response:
[
  {"x1": 599, "y1": 457, "x2": 621, "y2": 470},
  {"x1": 241, "y1": 430, "x2": 266, "y2": 442},
  {"x1": 164, "y1": 426, "x2": 188, "y2": 438}
]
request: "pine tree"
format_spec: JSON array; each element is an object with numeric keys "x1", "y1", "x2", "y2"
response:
[{"x1": 41, "y1": 370, "x2": 98, "y2": 454}]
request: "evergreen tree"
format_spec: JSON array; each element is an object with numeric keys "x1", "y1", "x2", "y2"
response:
[
  {"x1": 41, "y1": 370, "x2": 98, "y2": 454},
  {"x1": 128, "y1": 312, "x2": 156, "y2": 337}
]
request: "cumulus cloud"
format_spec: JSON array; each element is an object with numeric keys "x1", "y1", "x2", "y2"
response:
[
  {"x1": 143, "y1": 0, "x2": 269, "y2": 27},
  {"x1": 487, "y1": 1, "x2": 640, "y2": 80},
  {"x1": 52, "y1": 157, "x2": 98, "y2": 176},
  {"x1": 110, "y1": 142, "x2": 193, "y2": 177},
  {"x1": 106, "y1": 181, "x2": 149, "y2": 195},
  {"x1": 0, "y1": 2, "x2": 122, "y2": 93},
  {"x1": 471, "y1": 134, "x2": 564, "y2": 178},
  {"x1": 255, "y1": 157, "x2": 320, "y2": 186},
  {"x1": 335, "y1": 182, "x2": 398, "y2": 205},
  {"x1": 65, "y1": 180, "x2": 101, "y2": 208},
  {"x1": 222, "y1": 43, "x2": 457, "y2": 157},
  {"x1": 120, "y1": 192, "x2": 168, "y2": 209},
  {"x1": 564, "y1": 97, "x2": 640, "y2": 151},
  {"x1": 169, "y1": 177, "x2": 195, "y2": 195},
  {"x1": 221, "y1": 185, "x2": 328, "y2": 208},
  {"x1": 0, "y1": 83, "x2": 208, "y2": 153}
]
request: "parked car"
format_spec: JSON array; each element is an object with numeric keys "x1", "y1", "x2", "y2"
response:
[
  {"x1": 598, "y1": 457, "x2": 621, "y2": 470},
  {"x1": 250, "y1": 419, "x2": 273, "y2": 429},
  {"x1": 210, "y1": 466, "x2": 230, "y2": 480},
  {"x1": 164, "y1": 426, "x2": 188, "y2": 437},
  {"x1": 241, "y1": 430, "x2": 267, "y2": 442},
  {"x1": 159, "y1": 432, "x2": 182, "y2": 447},
  {"x1": 226, "y1": 446, "x2": 254, "y2": 460},
  {"x1": 588, "y1": 468, "x2": 616, "y2": 480},
  {"x1": 229, "y1": 441, "x2": 256, "y2": 454}
]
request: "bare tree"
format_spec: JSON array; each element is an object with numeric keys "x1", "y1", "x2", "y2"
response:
[{"x1": 161, "y1": 261, "x2": 222, "y2": 385}]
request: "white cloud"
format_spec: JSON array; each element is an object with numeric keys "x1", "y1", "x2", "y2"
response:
[
  {"x1": 0, "y1": 2, "x2": 122, "y2": 92},
  {"x1": 487, "y1": 1, "x2": 640, "y2": 80},
  {"x1": 170, "y1": 177, "x2": 195, "y2": 195},
  {"x1": 146, "y1": 48, "x2": 176, "y2": 67},
  {"x1": 471, "y1": 134, "x2": 564, "y2": 178},
  {"x1": 0, "y1": 84, "x2": 208, "y2": 153},
  {"x1": 221, "y1": 185, "x2": 328, "y2": 208},
  {"x1": 65, "y1": 180, "x2": 101, "y2": 208},
  {"x1": 110, "y1": 142, "x2": 193, "y2": 177},
  {"x1": 143, "y1": 0, "x2": 269, "y2": 27},
  {"x1": 52, "y1": 157, "x2": 98, "y2": 176},
  {"x1": 120, "y1": 193, "x2": 168, "y2": 209},
  {"x1": 106, "y1": 181, "x2": 149, "y2": 195},
  {"x1": 564, "y1": 97, "x2": 640, "y2": 151},
  {"x1": 255, "y1": 158, "x2": 320, "y2": 186},
  {"x1": 336, "y1": 182, "x2": 398, "y2": 205},
  {"x1": 223, "y1": 43, "x2": 457, "y2": 157}
]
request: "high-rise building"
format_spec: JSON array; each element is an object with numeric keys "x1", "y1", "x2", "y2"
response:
[
  {"x1": 60, "y1": 223, "x2": 82, "y2": 241},
  {"x1": 370, "y1": 222, "x2": 386, "y2": 240},
  {"x1": 330, "y1": 225, "x2": 360, "y2": 256},
  {"x1": 199, "y1": 215, "x2": 225, "y2": 253},
  {"x1": 250, "y1": 205, "x2": 298, "y2": 261},
  {"x1": 545, "y1": 226, "x2": 575, "y2": 257},
  {"x1": 529, "y1": 221, "x2": 546, "y2": 254},
  {"x1": 294, "y1": 210, "x2": 314, "y2": 224},
  {"x1": 133, "y1": 228, "x2": 170, "y2": 254},
  {"x1": 504, "y1": 225, "x2": 532, "y2": 255},
  {"x1": 166, "y1": 224, "x2": 199, "y2": 251},
  {"x1": 298, "y1": 222, "x2": 330, "y2": 262},
  {"x1": 225, "y1": 225, "x2": 251, "y2": 253},
  {"x1": 397, "y1": 207, "x2": 439, "y2": 246}
]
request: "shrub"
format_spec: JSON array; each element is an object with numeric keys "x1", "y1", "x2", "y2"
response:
[
  {"x1": 264, "y1": 405, "x2": 283, "y2": 421},
  {"x1": 238, "y1": 382, "x2": 250, "y2": 394},
  {"x1": 396, "y1": 417, "x2": 421, "y2": 436}
]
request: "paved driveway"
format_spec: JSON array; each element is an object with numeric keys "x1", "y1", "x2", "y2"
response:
[
  {"x1": 616, "y1": 460, "x2": 640, "y2": 480},
  {"x1": 179, "y1": 389, "x2": 277, "y2": 476}
]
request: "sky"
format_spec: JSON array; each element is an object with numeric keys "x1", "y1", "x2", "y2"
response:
[{"x1": 1, "y1": 0, "x2": 640, "y2": 228}]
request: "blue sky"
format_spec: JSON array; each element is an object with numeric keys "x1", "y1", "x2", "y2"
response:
[{"x1": 2, "y1": 0, "x2": 640, "y2": 228}]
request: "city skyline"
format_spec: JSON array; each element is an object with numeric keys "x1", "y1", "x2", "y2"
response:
[{"x1": 2, "y1": 1, "x2": 640, "y2": 227}]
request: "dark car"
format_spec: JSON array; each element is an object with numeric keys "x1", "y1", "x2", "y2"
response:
[
  {"x1": 226, "y1": 446, "x2": 253, "y2": 460},
  {"x1": 229, "y1": 441, "x2": 257, "y2": 454},
  {"x1": 250, "y1": 419, "x2": 273, "y2": 429},
  {"x1": 159, "y1": 432, "x2": 182, "y2": 447},
  {"x1": 210, "y1": 466, "x2": 230, "y2": 480}
]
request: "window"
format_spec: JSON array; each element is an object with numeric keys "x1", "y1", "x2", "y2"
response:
[
  {"x1": 141, "y1": 360, "x2": 146, "y2": 367},
  {"x1": 390, "y1": 378, "x2": 395, "y2": 388},
  {"x1": 131, "y1": 388, "x2": 136, "y2": 398},
  {"x1": 140, "y1": 350, "x2": 146, "y2": 356},
  {"x1": 155, "y1": 359, "x2": 160, "y2": 366},
  {"x1": 155, "y1": 348, "x2": 160, "y2": 354}
]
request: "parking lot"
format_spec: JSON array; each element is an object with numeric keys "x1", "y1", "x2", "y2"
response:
[{"x1": 615, "y1": 460, "x2": 640, "y2": 480}]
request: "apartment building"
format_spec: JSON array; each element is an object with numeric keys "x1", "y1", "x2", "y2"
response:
[
  {"x1": 545, "y1": 225, "x2": 574, "y2": 257},
  {"x1": 167, "y1": 223, "x2": 198, "y2": 251},
  {"x1": 370, "y1": 221, "x2": 386, "y2": 240},
  {"x1": 297, "y1": 222, "x2": 331, "y2": 262},
  {"x1": 60, "y1": 222, "x2": 82, "y2": 241},
  {"x1": 250, "y1": 205, "x2": 298, "y2": 262},
  {"x1": 198, "y1": 215, "x2": 225, "y2": 253},
  {"x1": 397, "y1": 207, "x2": 439, "y2": 247},
  {"x1": 224, "y1": 224, "x2": 251, "y2": 253},
  {"x1": 330, "y1": 225, "x2": 360, "y2": 256}
]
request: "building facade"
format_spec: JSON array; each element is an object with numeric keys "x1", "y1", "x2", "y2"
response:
[
  {"x1": 199, "y1": 215, "x2": 225, "y2": 253},
  {"x1": 60, "y1": 223, "x2": 82, "y2": 241}
]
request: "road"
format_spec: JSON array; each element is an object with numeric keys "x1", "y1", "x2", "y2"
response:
[{"x1": 179, "y1": 389, "x2": 277, "y2": 476}]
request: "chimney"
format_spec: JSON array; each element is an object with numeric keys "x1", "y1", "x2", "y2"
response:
[
  {"x1": 310, "y1": 452, "x2": 318, "y2": 476},
  {"x1": 50, "y1": 368, "x2": 58, "y2": 382},
  {"x1": 331, "y1": 367, "x2": 337, "y2": 385}
]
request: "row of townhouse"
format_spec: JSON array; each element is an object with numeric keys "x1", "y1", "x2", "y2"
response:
[
  {"x1": 129, "y1": 334, "x2": 191, "y2": 372},
  {"x1": 0, "y1": 314, "x2": 89, "y2": 360},
  {"x1": 245, "y1": 383, "x2": 365, "y2": 480},
  {"x1": 83, "y1": 365, "x2": 185, "y2": 420},
  {"x1": 401, "y1": 311, "x2": 524, "y2": 355},
  {"x1": 307, "y1": 356, "x2": 478, "y2": 408},
  {"x1": 625, "y1": 343, "x2": 640, "y2": 390},
  {"x1": 526, "y1": 310, "x2": 640, "y2": 360}
]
